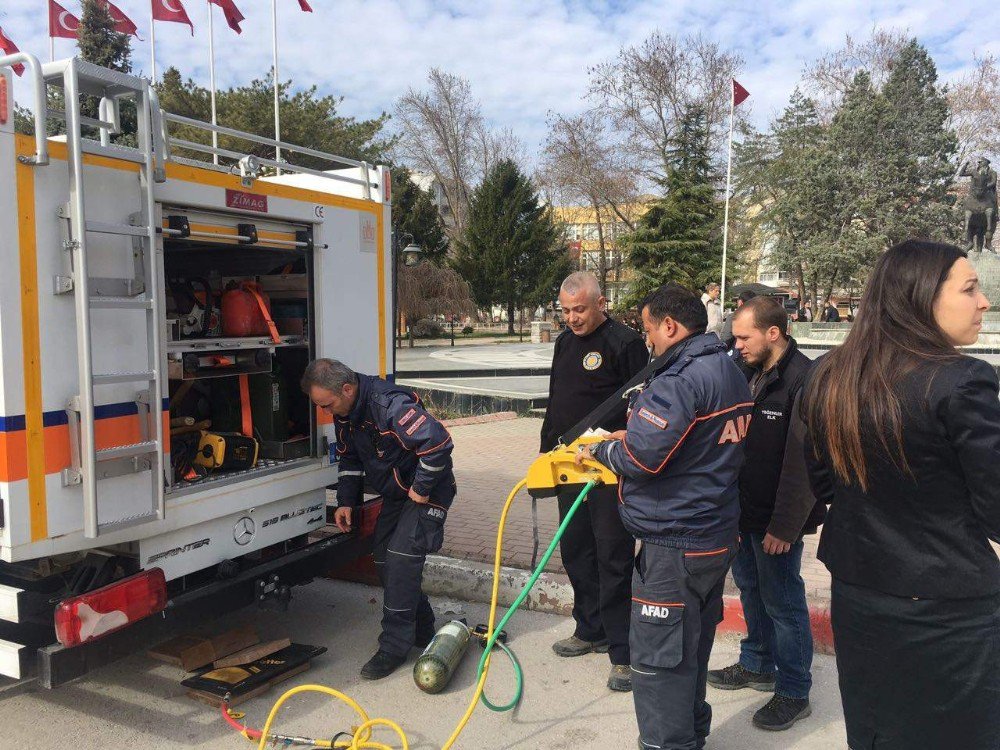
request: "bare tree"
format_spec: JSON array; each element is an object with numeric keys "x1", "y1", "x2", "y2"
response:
[
  {"x1": 397, "y1": 263, "x2": 476, "y2": 348},
  {"x1": 801, "y1": 28, "x2": 909, "y2": 120},
  {"x1": 539, "y1": 111, "x2": 639, "y2": 295},
  {"x1": 394, "y1": 69, "x2": 523, "y2": 242},
  {"x1": 948, "y1": 55, "x2": 1000, "y2": 164},
  {"x1": 587, "y1": 31, "x2": 743, "y2": 182}
]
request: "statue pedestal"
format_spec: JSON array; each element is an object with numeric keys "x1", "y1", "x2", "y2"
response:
[{"x1": 969, "y1": 251, "x2": 1000, "y2": 332}]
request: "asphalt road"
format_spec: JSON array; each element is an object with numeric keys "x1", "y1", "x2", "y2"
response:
[{"x1": 0, "y1": 579, "x2": 846, "y2": 749}]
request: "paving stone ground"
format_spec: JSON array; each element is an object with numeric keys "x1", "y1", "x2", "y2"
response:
[{"x1": 444, "y1": 416, "x2": 832, "y2": 604}]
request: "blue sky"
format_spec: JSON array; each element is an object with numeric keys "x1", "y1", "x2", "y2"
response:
[{"x1": 2, "y1": 1, "x2": 997, "y2": 157}]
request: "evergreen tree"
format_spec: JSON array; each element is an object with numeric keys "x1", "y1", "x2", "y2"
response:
[
  {"x1": 453, "y1": 160, "x2": 569, "y2": 334},
  {"x1": 623, "y1": 106, "x2": 722, "y2": 302},
  {"x1": 391, "y1": 168, "x2": 448, "y2": 265},
  {"x1": 78, "y1": 0, "x2": 131, "y2": 73}
]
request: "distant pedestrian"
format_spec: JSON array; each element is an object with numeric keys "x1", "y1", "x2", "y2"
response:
[
  {"x1": 708, "y1": 297, "x2": 825, "y2": 732},
  {"x1": 720, "y1": 290, "x2": 759, "y2": 350},
  {"x1": 822, "y1": 299, "x2": 840, "y2": 322},
  {"x1": 803, "y1": 302, "x2": 814, "y2": 322},
  {"x1": 803, "y1": 240, "x2": 999, "y2": 749},
  {"x1": 541, "y1": 271, "x2": 649, "y2": 692},
  {"x1": 702, "y1": 283, "x2": 724, "y2": 335}
]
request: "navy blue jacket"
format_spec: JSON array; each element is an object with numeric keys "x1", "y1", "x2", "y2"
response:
[
  {"x1": 334, "y1": 375, "x2": 456, "y2": 509},
  {"x1": 591, "y1": 333, "x2": 753, "y2": 550}
]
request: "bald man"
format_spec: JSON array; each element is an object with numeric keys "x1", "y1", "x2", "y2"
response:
[{"x1": 541, "y1": 271, "x2": 650, "y2": 692}]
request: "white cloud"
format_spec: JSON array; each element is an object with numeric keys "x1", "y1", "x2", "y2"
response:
[{"x1": 2, "y1": 0, "x2": 996, "y2": 161}]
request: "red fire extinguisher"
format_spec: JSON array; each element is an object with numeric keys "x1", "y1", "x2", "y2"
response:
[{"x1": 221, "y1": 281, "x2": 281, "y2": 343}]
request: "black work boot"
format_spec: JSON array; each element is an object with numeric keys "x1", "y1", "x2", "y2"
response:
[
  {"x1": 360, "y1": 650, "x2": 406, "y2": 680},
  {"x1": 552, "y1": 635, "x2": 609, "y2": 657},
  {"x1": 752, "y1": 695, "x2": 812, "y2": 731},
  {"x1": 607, "y1": 664, "x2": 632, "y2": 692},
  {"x1": 706, "y1": 662, "x2": 776, "y2": 691}
]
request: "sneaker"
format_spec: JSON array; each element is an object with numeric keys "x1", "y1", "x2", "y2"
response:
[
  {"x1": 552, "y1": 635, "x2": 609, "y2": 657},
  {"x1": 607, "y1": 664, "x2": 632, "y2": 692},
  {"x1": 360, "y1": 650, "x2": 406, "y2": 680},
  {"x1": 752, "y1": 695, "x2": 812, "y2": 731},
  {"x1": 706, "y1": 662, "x2": 776, "y2": 691}
]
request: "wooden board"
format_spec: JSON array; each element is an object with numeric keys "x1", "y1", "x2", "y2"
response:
[
  {"x1": 212, "y1": 638, "x2": 291, "y2": 669},
  {"x1": 186, "y1": 662, "x2": 310, "y2": 708},
  {"x1": 148, "y1": 625, "x2": 259, "y2": 672}
]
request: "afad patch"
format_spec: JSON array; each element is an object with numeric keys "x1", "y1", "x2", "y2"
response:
[
  {"x1": 637, "y1": 407, "x2": 668, "y2": 429},
  {"x1": 582, "y1": 351, "x2": 603, "y2": 371},
  {"x1": 398, "y1": 408, "x2": 417, "y2": 426},
  {"x1": 406, "y1": 414, "x2": 427, "y2": 436}
]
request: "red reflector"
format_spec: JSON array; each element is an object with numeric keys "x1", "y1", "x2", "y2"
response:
[
  {"x1": 383, "y1": 170, "x2": 391, "y2": 203},
  {"x1": 0, "y1": 77, "x2": 8, "y2": 125},
  {"x1": 360, "y1": 498, "x2": 383, "y2": 538},
  {"x1": 54, "y1": 568, "x2": 168, "y2": 647}
]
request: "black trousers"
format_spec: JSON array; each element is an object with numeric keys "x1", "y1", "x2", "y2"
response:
[
  {"x1": 831, "y1": 576, "x2": 1000, "y2": 750},
  {"x1": 557, "y1": 484, "x2": 635, "y2": 664},
  {"x1": 632, "y1": 541, "x2": 736, "y2": 750},
  {"x1": 372, "y1": 497, "x2": 444, "y2": 657}
]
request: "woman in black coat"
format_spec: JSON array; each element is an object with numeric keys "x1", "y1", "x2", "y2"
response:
[{"x1": 802, "y1": 240, "x2": 1000, "y2": 749}]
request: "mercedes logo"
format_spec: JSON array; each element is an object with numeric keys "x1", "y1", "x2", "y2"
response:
[{"x1": 233, "y1": 516, "x2": 256, "y2": 546}]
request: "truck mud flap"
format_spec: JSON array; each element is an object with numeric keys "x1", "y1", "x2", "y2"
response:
[{"x1": 36, "y1": 527, "x2": 372, "y2": 688}]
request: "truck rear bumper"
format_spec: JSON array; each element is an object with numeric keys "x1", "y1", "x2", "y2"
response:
[{"x1": 37, "y1": 523, "x2": 373, "y2": 688}]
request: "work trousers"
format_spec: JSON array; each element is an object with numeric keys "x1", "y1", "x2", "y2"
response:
[
  {"x1": 372, "y1": 497, "x2": 445, "y2": 657},
  {"x1": 831, "y1": 576, "x2": 1000, "y2": 749},
  {"x1": 632, "y1": 540, "x2": 736, "y2": 750},
  {"x1": 731, "y1": 532, "x2": 813, "y2": 698},
  {"x1": 557, "y1": 484, "x2": 635, "y2": 664}
]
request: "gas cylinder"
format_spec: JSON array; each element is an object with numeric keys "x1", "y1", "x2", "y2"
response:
[
  {"x1": 413, "y1": 620, "x2": 472, "y2": 694},
  {"x1": 222, "y1": 281, "x2": 273, "y2": 338}
]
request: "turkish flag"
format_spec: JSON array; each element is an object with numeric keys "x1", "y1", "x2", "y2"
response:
[
  {"x1": 209, "y1": 0, "x2": 245, "y2": 34},
  {"x1": 733, "y1": 79, "x2": 750, "y2": 107},
  {"x1": 103, "y1": 1, "x2": 142, "y2": 38},
  {"x1": 0, "y1": 27, "x2": 24, "y2": 76},
  {"x1": 152, "y1": 0, "x2": 195, "y2": 35},
  {"x1": 49, "y1": 1, "x2": 80, "y2": 39},
  {"x1": 298, "y1": 0, "x2": 313, "y2": 10}
]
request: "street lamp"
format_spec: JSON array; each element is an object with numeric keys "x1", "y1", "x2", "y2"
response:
[{"x1": 391, "y1": 232, "x2": 423, "y2": 371}]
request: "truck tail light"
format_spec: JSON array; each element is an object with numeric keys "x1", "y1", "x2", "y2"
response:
[
  {"x1": 54, "y1": 569, "x2": 168, "y2": 647},
  {"x1": 0, "y1": 76, "x2": 8, "y2": 125}
]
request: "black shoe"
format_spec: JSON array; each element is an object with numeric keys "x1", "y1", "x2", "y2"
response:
[
  {"x1": 706, "y1": 662, "x2": 776, "y2": 691},
  {"x1": 607, "y1": 664, "x2": 632, "y2": 692},
  {"x1": 360, "y1": 650, "x2": 406, "y2": 680},
  {"x1": 552, "y1": 635, "x2": 609, "y2": 657},
  {"x1": 415, "y1": 622, "x2": 436, "y2": 649},
  {"x1": 752, "y1": 695, "x2": 812, "y2": 731}
]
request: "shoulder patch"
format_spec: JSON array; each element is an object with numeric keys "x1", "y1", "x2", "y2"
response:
[
  {"x1": 398, "y1": 408, "x2": 417, "y2": 426},
  {"x1": 406, "y1": 414, "x2": 427, "y2": 436},
  {"x1": 637, "y1": 407, "x2": 668, "y2": 430},
  {"x1": 583, "y1": 352, "x2": 603, "y2": 371}
]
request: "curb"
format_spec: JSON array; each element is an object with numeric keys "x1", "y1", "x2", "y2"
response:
[{"x1": 422, "y1": 555, "x2": 835, "y2": 655}]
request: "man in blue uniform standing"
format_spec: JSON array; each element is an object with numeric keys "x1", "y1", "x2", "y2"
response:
[
  {"x1": 578, "y1": 284, "x2": 753, "y2": 749},
  {"x1": 303, "y1": 358, "x2": 456, "y2": 680}
]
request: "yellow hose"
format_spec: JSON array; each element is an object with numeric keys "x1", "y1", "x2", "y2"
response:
[{"x1": 255, "y1": 479, "x2": 528, "y2": 750}]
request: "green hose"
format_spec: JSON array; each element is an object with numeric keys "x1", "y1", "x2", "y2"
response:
[{"x1": 477, "y1": 480, "x2": 597, "y2": 712}]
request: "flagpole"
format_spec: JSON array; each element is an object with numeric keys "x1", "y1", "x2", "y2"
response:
[
  {"x1": 208, "y1": 1, "x2": 218, "y2": 165},
  {"x1": 720, "y1": 80, "x2": 736, "y2": 309},
  {"x1": 271, "y1": 0, "x2": 281, "y2": 174},
  {"x1": 150, "y1": 0, "x2": 157, "y2": 81},
  {"x1": 50, "y1": 35, "x2": 54, "y2": 63}
]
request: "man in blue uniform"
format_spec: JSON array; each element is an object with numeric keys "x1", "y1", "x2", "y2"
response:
[
  {"x1": 303, "y1": 358, "x2": 456, "y2": 680},
  {"x1": 578, "y1": 284, "x2": 753, "y2": 749}
]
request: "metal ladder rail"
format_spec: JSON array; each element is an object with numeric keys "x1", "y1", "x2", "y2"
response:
[{"x1": 53, "y1": 59, "x2": 164, "y2": 537}]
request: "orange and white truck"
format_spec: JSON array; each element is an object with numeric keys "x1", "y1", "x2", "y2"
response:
[{"x1": 0, "y1": 52, "x2": 393, "y2": 685}]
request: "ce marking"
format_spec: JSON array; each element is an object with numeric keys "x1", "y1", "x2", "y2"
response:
[{"x1": 314, "y1": 205, "x2": 325, "y2": 219}]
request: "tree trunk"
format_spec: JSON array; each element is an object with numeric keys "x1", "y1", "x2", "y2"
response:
[
  {"x1": 796, "y1": 261, "x2": 807, "y2": 310},
  {"x1": 593, "y1": 198, "x2": 608, "y2": 297},
  {"x1": 507, "y1": 300, "x2": 516, "y2": 335}
]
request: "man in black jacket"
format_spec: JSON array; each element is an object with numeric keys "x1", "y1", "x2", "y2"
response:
[
  {"x1": 541, "y1": 272, "x2": 649, "y2": 692},
  {"x1": 707, "y1": 297, "x2": 825, "y2": 732},
  {"x1": 303, "y1": 358, "x2": 456, "y2": 681}
]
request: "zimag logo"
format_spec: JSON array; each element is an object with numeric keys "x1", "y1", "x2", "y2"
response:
[{"x1": 225, "y1": 188, "x2": 268, "y2": 213}]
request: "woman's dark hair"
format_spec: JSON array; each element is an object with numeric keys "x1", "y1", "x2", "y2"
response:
[
  {"x1": 804, "y1": 240, "x2": 967, "y2": 491},
  {"x1": 642, "y1": 283, "x2": 707, "y2": 334}
]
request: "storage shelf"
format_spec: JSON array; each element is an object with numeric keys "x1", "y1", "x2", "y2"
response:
[{"x1": 167, "y1": 335, "x2": 308, "y2": 354}]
